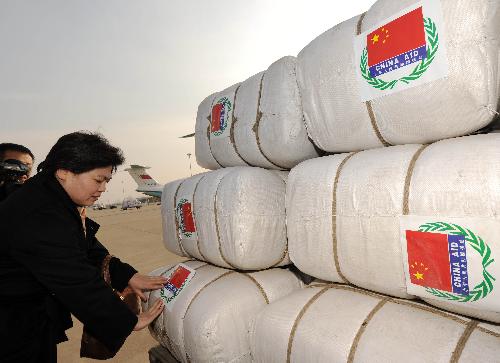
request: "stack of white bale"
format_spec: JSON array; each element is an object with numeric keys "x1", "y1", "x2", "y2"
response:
[
  {"x1": 297, "y1": 0, "x2": 500, "y2": 152},
  {"x1": 195, "y1": 56, "x2": 320, "y2": 170},
  {"x1": 144, "y1": 261, "x2": 302, "y2": 363},
  {"x1": 157, "y1": 156, "x2": 299, "y2": 362},
  {"x1": 262, "y1": 0, "x2": 499, "y2": 357},
  {"x1": 287, "y1": 134, "x2": 500, "y2": 323},
  {"x1": 152, "y1": 0, "x2": 500, "y2": 360},
  {"x1": 251, "y1": 284, "x2": 500, "y2": 362},
  {"x1": 161, "y1": 166, "x2": 289, "y2": 270}
]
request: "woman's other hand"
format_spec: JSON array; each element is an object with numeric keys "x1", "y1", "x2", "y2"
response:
[
  {"x1": 128, "y1": 273, "x2": 168, "y2": 301},
  {"x1": 133, "y1": 298, "x2": 164, "y2": 331}
]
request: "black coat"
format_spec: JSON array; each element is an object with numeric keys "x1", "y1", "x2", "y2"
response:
[{"x1": 0, "y1": 171, "x2": 138, "y2": 361}]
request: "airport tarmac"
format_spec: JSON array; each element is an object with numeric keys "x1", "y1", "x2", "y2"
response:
[{"x1": 58, "y1": 204, "x2": 185, "y2": 363}]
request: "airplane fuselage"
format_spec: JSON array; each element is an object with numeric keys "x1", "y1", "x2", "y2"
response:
[
  {"x1": 136, "y1": 189, "x2": 162, "y2": 198},
  {"x1": 125, "y1": 164, "x2": 164, "y2": 198}
]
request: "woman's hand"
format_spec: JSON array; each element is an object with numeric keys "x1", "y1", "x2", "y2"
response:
[
  {"x1": 133, "y1": 298, "x2": 164, "y2": 331},
  {"x1": 128, "y1": 273, "x2": 168, "y2": 301}
]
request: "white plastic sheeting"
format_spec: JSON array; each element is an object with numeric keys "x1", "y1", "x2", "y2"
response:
[
  {"x1": 161, "y1": 167, "x2": 289, "y2": 270},
  {"x1": 195, "y1": 56, "x2": 319, "y2": 170},
  {"x1": 297, "y1": 0, "x2": 500, "y2": 152},
  {"x1": 251, "y1": 285, "x2": 500, "y2": 363},
  {"x1": 144, "y1": 261, "x2": 303, "y2": 363},
  {"x1": 287, "y1": 134, "x2": 500, "y2": 322}
]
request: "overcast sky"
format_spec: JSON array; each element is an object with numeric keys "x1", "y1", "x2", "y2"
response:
[{"x1": 1, "y1": 0, "x2": 375, "y2": 203}]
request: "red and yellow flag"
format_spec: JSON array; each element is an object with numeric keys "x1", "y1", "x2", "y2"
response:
[
  {"x1": 367, "y1": 7, "x2": 426, "y2": 67},
  {"x1": 406, "y1": 230, "x2": 452, "y2": 291}
]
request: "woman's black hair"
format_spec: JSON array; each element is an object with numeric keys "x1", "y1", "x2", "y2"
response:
[{"x1": 37, "y1": 131, "x2": 125, "y2": 174}]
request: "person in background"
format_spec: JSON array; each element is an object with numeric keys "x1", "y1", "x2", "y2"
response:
[
  {"x1": 0, "y1": 142, "x2": 34, "y2": 182},
  {"x1": 0, "y1": 143, "x2": 34, "y2": 200},
  {"x1": 0, "y1": 132, "x2": 167, "y2": 362}
]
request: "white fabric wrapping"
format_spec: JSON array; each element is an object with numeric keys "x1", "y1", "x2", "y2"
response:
[
  {"x1": 297, "y1": 0, "x2": 500, "y2": 152},
  {"x1": 233, "y1": 71, "x2": 276, "y2": 169},
  {"x1": 161, "y1": 178, "x2": 185, "y2": 256},
  {"x1": 251, "y1": 285, "x2": 500, "y2": 363},
  {"x1": 255, "y1": 56, "x2": 319, "y2": 169},
  {"x1": 178, "y1": 173, "x2": 208, "y2": 259},
  {"x1": 287, "y1": 145, "x2": 419, "y2": 298},
  {"x1": 272, "y1": 170, "x2": 289, "y2": 183},
  {"x1": 145, "y1": 262, "x2": 302, "y2": 363},
  {"x1": 195, "y1": 93, "x2": 220, "y2": 170},
  {"x1": 195, "y1": 57, "x2": 319, "y2": 170},
  {"x1": 208, "y1": 83, "x2": 246, "y2": 167},
  {"x1": 144, "y1": 261, "x2": 221, "y2": 361},
  {"x1": 161, "y1": 167, "x2": 289, "y2": 270},
  {"x1": 142, "y1": 265, "x2": 176, "y2": 344},
  {"x1": 287, "y1": 134, "x2": 500, "y2": 322}
]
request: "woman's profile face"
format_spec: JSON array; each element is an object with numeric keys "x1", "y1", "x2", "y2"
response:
[{"x1": 56, "y1": 166, "x2": 113, "y2": 206}]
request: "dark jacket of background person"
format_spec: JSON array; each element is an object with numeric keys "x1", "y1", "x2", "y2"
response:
[
  {"x1": 0, "y1": 183, "x2": 8, "y2": 201},
  {"x1": 0, "y1": 170, "x2": 138, "y2": 361},
  {"x1": 0, "y1": 181, "x2": 23, "y2": 202}
]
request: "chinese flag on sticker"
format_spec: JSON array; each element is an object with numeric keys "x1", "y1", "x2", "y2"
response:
[
  {"x1": 181, "y1": 203, "x2": 196, "y2": 233},
  {"x1": 211, "y1": 103, "x2": 223, "y2": 132},
  {"x1": 406, "y1": 230, "x2": 452, "y2": 292},
  {"x1": 367, "y1": 7, "x2": 426, "y2": 67},
  {"x1": 169, "y1": 266, "x2": 191, "y2": 289}
]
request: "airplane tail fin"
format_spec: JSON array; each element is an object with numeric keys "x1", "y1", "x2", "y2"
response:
[{"x1": 124, "y1": 165, "x2": 160, "y2": 189}]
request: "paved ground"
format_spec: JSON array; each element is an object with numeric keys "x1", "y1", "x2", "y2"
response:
[{"x1": 58, "y1": 204, "x2": 185, "y2": 362}]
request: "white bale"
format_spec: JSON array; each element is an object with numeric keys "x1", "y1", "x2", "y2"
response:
[
  {"x1": 195, "y1": 57, "x2": 319, "y2": 170},
  {"x1": 174, "y1": 173, "x2": 207, "y2": 260},
  {"x1": 146, "y1": 262, "x2": 302, "y2": 363},
  {"x1": 255, "y1": 56, "x2": 319, "y2": 169},
  {"x1": 161, "y1": 167, "x2": 289, "y2": 270},
  {"x1": 287, "y1": 144, "x2": 419, "y2": 298},
  {"x1": 287, "y1": 134, "x2": 500, "y2": 322},
  {"x1": 297, "y1": 0, "x2": 500, "y2": 152},
  {"x1": 207, "y1": 83, "x2": 246, "y2": 167},
  {"x1": 195, "y1": 93, "x2": 220, "y2": 170},
  {"x1": 232, "y1": 71, "x2": 276, "y2": 169},
  {"x1": 161, "y1": 178, "x2": 186, "y2": 256},
  {"x1": 183, "y1": 268, "x2": 302, "y2": 363},
  {"x1": 405, "y1": 134, "x2": 500, "y2": 321},
  {"x1": 143, "y1": 265, "x2": 174, "y2": 344},
  {"x1": 144, "y1": 261, "x2": 225, "y2": 361},
  {"x1": 251, "y1": 285, "x2": 500, "y2": 363}
]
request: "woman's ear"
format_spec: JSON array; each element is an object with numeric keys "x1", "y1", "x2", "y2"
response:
[{"x1": 55, "y1": 169, "x2": 70, "y2": 182}]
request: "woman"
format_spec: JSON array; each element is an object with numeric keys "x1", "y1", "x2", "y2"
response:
[{"x1": 0, "y1": 132, "x2": 167, "y2": 362}]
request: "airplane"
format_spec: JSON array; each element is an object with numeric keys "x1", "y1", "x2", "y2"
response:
[{"x1": 124, "y1": 164, "x2": 163, "y2": 198}]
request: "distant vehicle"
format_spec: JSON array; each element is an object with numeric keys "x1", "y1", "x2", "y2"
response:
[
  {"x1": 92, "y1": 203, "x2": 106, "y2": 210},
  {"x1": 125, "y1": 165, "x2": 163, "y2": 198},
  {"x1": 109, "y1": 205, "x2": 117, "y2": 209},
  {"x1": 122, "y1": 198, "x2": 142, "y2": 210}
]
